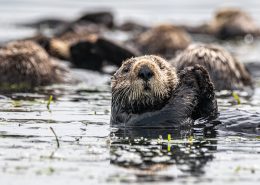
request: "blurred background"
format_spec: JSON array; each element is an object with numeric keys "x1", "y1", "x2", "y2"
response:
[{"x1": 1, "y1": 0, "x2": 260, "y2": 41}]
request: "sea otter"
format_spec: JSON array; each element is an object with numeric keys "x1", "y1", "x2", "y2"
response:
[
  {"x1": 172, "y1": 43, "x2": 253, "y2": 92},
  {"x1": 134, "y1": 25, "x2": 191, "y2": 59},
  {"x1": 18, "y1": 10, "x2": 114, "y2": 34},
  {"x1": 27, "y1": 32, "x2": 98, "y2": 61},
  {"x1": 117, "y1": 20, "x2": 149, "y2": 33},
  {"x1": 0, "y1": 40, "x2": 69, "y2": 91},
  {"x1": 28, "y1": 32, "x2": 136, "y2": 71},
  {"x1": 110, "y1": 55, "x2": 218, "y2": 128},
  {"x1": 70, "y1": 37, "x2": 137, "y2": 70},
  {"x1": 75, "y1": 11, "x2": 114, "y2": 29},
  {"x1": 210, "y1": 8, "x2": 259, "y2": 39},
  {"x1": 182, "y1": 8, "x2": 260, "y2": 40}
]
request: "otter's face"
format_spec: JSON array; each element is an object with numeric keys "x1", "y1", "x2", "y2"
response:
[{"x1": 111, "y1": 55, "x2": 178, "y2": 113}]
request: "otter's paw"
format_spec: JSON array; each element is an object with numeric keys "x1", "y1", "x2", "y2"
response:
[
  {"x1": 193, "y1": 65, "x2": 215, "y2": 95},
  {"x1": 179, "y1": 66, "x2": 199, "y2": 88},
  {"x1": 181, "y1": 65, "x2": 215, "y2": 97},
  {"x1": 188, "y1": 65, "x2": 218, "y2": 119}
]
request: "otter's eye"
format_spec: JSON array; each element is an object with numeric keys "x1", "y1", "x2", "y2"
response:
[
  {"x1": 121, "y1": 60, "x2": 134, "y2": 74},
  {"x1": 122, "y1": 67, "x2": 129, "y2": 73},
  {"x1": 121, "y1": 63, "x2": 132, "y2": 74}
]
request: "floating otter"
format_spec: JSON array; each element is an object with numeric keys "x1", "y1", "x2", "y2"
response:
[
  {"x1": 0, "y1": 41, "x2": 69, "y2": 91},
  {"x1": 111, "y1": 55, "x2": 217, "y2": 128},
  {"x1": 70, "y1": 37, "x2": 137, "y2": 70},
  {"x1": 50, "y1": 11, "x2": 114, "y2": 38},
  {"x1": 28, "y1": 32, "x2": 136, "y2": 71},
  {"x1": 172, "y1": 43, "x2": 253, "y2": 92},
  {"x1": 24, "y1": 11, "x2": 111, "y2": 61},
  {"x1": 18, "y1": 18, "x2": 69, "y2": 31},
  {"x1": 28, "y1": 32, "x2": 98, "y2": 61},
  {"x1": 134, "y1": 25, "x2": 191, "y2": 59},
  {"x1": 117, "y1": 20, "x2": 149, "y2": 33},
  {"x1": 75, "y1": 11, "x2": 114, "y2": 29},
  {"x1": 18, "y1": 10, "x2": 114, "y2": 35},
  {"x1": 183, "y1": 8, "x2": 260, "y2": 39}
]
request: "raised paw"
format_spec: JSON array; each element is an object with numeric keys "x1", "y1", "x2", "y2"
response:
[
  {"x1": 193, "y1": 64, "x2": 212, "y2": 90},
  {"x1": 188, "y1": 65, "x2": 218, "y2": 118},
  {"x1": 180, "y1": 64, "x2": 215, "y2": 97}
]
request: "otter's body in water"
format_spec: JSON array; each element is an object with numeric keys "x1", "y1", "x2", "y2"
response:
[
  {"x1": 172, "y1": 44, "x2": 253, "y2": 92},
  {"x1": 111, "y1": 55, "x2": 218, "y2": 128},
  {"x1": 135, "y1": 25, "x2": 191, "y2": 59},
  {"x1": 29, "y1": 32, "x2": 136, "y2": 71},
  {"x1": 28, "y1": 32, "x2": 98, "y2": 61},
  {"x1": 182, "y1": 8, "x2": 260, "y2": 39},
  {"x1": 0, "y1": 41, "x2": 69, "y2": 90},
  {"x1": 209, "y1": 8, "x2": 259, "y2": 39}
]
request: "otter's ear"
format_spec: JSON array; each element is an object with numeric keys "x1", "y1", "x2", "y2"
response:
[{"x1": 150, "y1": 55, "x2": 164, "y2": 60}]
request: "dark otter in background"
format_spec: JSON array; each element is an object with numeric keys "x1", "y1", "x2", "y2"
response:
[
  {"x1": 117, "y1": 20, "x2": 150, "y2": 33},
  {"x1": 54, "y1": 11, "x2": 113, "y2": 37},
  {"x1": 27, "y1": 32, "x2": 137, "y2": 71},
  {"x1": 111, "y1": 55, "x2": 218, "y2": 128},
  {"x1": 19, "y1": 18, "x2": 69, "y2": 31},
  {"x1": 134, "y1": 25, "x2": 191, "y2": 59},
  {"x1": 18, "y1": 10, "x2": 114, "y2": 34},
  {"x1": 28, "y1": 32, "x2": 98, "y2": 61},
  {"x1": 70, "y1": 37, "x2": 137, "y2": 70},
  {"x1": 172, "y1": 43, "x2": 253, "y2": 92},
  {"x1": 75, "y1": 11, "x2": 114, "y2": 28},
  {"x1": 182, "y1": 8, "x2": 260, "y2": 40},
  {"x1": 0, "y1": 41, "x2": 69, "y2": 91},
  {"x1": 19, "y1": 10, "x2": 117, "y2": 63}
]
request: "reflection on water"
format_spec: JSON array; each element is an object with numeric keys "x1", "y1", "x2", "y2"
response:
[
  {"x1": 110, "y1": 128, "x2": 217, "y2": 180},
  {"x1": 0, "y1": 0, "x2": 260, "y2": 185}
]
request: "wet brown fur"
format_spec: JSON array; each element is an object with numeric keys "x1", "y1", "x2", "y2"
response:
[
  {"x1": 172, "y1": 43, "x2": 253, "y2": 91},
  {"x1": 111, "y1": 55, "x2": 178, "y2": 113},
  {"x1": 48, "y1": 32, "x2": 98, "y2": 60},
  {"x1": 27, "y1": 32, "x2": 98, "y2": 60},
  {"x1": 135, "y1": 25, "x2": 191, "y2": 58},
  {"x1": 0, "y1": 40, "x2": 69, "y2": 90},
  {"x1": 182, "y1": 8, "x2": 260, "y2": 39},
  {"x1": 209, "y1": 8, "x2": 259, "y2": 39},
  {"x1": 111, "y1": 55, "x2": 218, "y2": 127}
]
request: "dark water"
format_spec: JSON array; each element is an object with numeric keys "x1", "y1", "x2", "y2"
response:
[{"x1": 0, "y1": 0, "x2": 260, "y2": 185}]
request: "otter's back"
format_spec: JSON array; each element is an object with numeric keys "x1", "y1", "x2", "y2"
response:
[{"x1": 173, "y1": 44, "x2": 253, "y2": 91}]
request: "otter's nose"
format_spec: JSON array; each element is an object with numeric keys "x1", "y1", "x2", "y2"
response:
[{"x1": 138, "y1": 65, "x2": 154, "y2": 81}]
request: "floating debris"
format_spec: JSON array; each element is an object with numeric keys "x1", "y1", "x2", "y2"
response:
[{"x1": 232, "y1": 92, "x2": 241, "y2": 105}]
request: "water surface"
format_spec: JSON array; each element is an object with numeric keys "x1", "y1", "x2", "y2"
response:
[{"x1": 0, "y1": 1, "x2": 260, "y2": 185}]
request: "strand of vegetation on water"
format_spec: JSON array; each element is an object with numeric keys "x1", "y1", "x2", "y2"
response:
[{"x1": 50, "y1": 127, "x2": 60, "y2": 148}]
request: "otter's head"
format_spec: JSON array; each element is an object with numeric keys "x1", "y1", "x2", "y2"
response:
[
  {"x1": 136, "y1": 25, "x2": 191, "y2": 58},
  {"x1": 215, "y1": 8, "x2": 242, "y2": 21},
  {"x1": 111, "y1": 55, "x2": 178, "y2": 113},
  {"x1": 213, "y1": 8, "x2": 251, "y2": 27}
]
